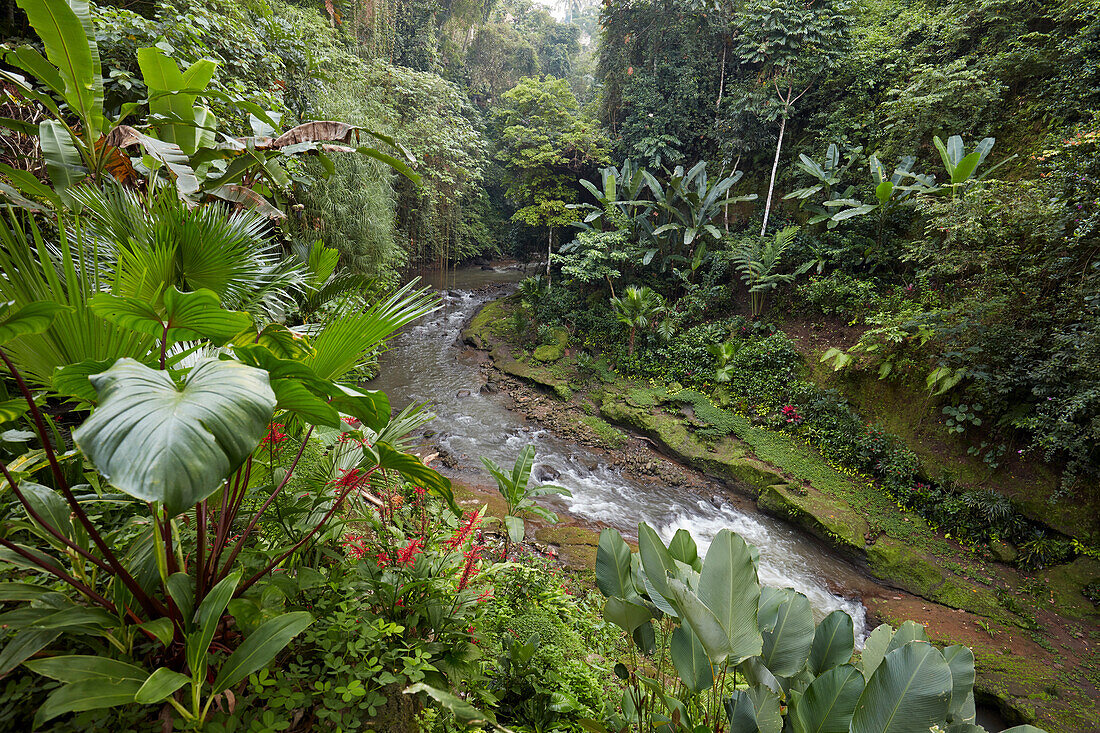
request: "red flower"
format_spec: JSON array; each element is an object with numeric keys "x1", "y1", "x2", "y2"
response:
[
  {"x1": 445, "y1": 511, "x2": 482, "y2": 550},
  {"x1": 262, "y1": 423, "x2": 288, "y2": 445},
  {"x1": 329, "y1": 468, "x2": 369, "y2": 491},
  {"x1": 457, "y1": 544, "x2": 484, "y2": 591},
  {"x1": 396, "y1": 537, "x2": 423, "y2": 567}
]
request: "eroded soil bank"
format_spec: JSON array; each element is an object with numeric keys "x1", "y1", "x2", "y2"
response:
[{"x1": 454, "y1": 293, "x2": 1099, "y2": 732}]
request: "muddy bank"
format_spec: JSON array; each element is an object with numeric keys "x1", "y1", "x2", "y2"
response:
[{"x1": 458, "y1": 293, "x2": 1099, "y2": 732}]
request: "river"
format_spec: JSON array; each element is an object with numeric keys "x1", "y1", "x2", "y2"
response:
[{"x1": 370, "y1": 266, "x2": 870, "y2": 637}]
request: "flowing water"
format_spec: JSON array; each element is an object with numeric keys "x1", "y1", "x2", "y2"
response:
[{"x1": 371, "y1": 267, "x2": 871, "y2": 637}]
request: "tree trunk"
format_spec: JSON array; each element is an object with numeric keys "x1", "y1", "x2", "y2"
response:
[
  {"x1": 760, "y1": 110, "x2": 788, "y2": 238},
  {"x1": 546, "y1": 227, "x2": 553, "y2": 286},
  {"x1": 715, "y1": 42, "x2": 728, "y2": 117}
]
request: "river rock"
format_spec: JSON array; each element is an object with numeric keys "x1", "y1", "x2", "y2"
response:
[
  {"x1": 456, "y1": 389, "x2": 471, "y2": 398},
  {"x1": 535, "y1": 466, "x2": 561, "y2": 482},
  {"x1": 480, "y1": 383, "x2": 498, "y2": 394}
]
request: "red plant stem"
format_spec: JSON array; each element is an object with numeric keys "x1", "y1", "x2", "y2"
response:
[
  {"x1": 0, "y1": 536, "x2": 118, "y2": 615},
  {"x1": 217, "y1": 426, "x2": 313, "y2": 582},
  {"x1": 0, "y1": 348, "x2": 168, "y2": 619},
  {"x1": 235, "y1": 469, "x2": 373, "y2": 596},
  {"x1": 0, "y1": 462, "x2": 113, "y2": 575},
  {"x1": 159, "y1": 509, "x2": 179, "y2": 576},
  {"x1": 205, "y1": 460, "x2": 248, "y2": 583}
]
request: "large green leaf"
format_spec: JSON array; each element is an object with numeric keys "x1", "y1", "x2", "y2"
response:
[
  {"x1": 670, "y1": 625, "x2": 713, "y2": 693},
  {"x1": 326, "y1": 383, "x2": 391, "y2": 432},
  {"x1": 187, "y1": 571, "x2": 240, "y2": 676},
  {"x1": 602, "y1": 597, "x2": 652, "y2": 634},
  {"x1": 405, "y1": 682, "x2": 495, "y2": 725},
  {"x1": 211, "y1": 611, "x2": 312, "y2": 693},
  {"x1": 667, "y1": 528, "x2": 700, "y2": 569},
  {"x1": 666, "y1": 577, "x2": 732, "y2": 664},
  {"x1": 809, "y1": 610, "x2": 855, "y2": 675},
  {"x1": 134, "y1": 667, "x2": 190, "y2": 704},
  {"x1": 19, "y1": 480, "x2": 72, "y2": 542},
  {"x1": 724, "y1": 689, "x2": 759, "y2": 732},
  {"x1": 16, "y1": 0, "x2": 103, "y2": 140},
  {"x1": 595, "y1": 528, "x2": 635, "y2": 599},
  {"x1": 368, "y1": 441, "x2": 453, "y2": 509},
  {"x1": 860, "y1": 622, "x2": 928, "y2": 680},
  {"x1": 39, "y1": 120, "x2": 85, "y2": 193},
  {"x1": 747, "y1": 685, "x2": 783, "y2": 733},
  {"x1": 697, "y1": 529, "x2": 763, "y2": 664},
  {"x1": 792, "y1": 663, "x2": 865, "y2": 733},
  {"x1": 89, "y1": 287, "x2": 252, "y2": 348},
  {"x1": 942, "y1": 645, "x2": 976, "y2": 723},
  {"x1": 35, "y1": 678, "x2": 142, "y2": 727},
  {"x1": 0, "y1": 629, "x2": 60, "y2": 675},
  {"x1": 73, "y1": 358, "x2": 276, "y2": 516},
  {"x1": 0, "y1": 301, "x2": 65, "y2": 345},
  {"x1": 758, "y1": 587, "x2": 815, "y2": 678},
  {"x1": 24, "y1": 655, "x2": 147, "y2": 683},
  {"x1": 851, "y1": 642, "x2": 952, "y2": 733},
  {"x1": 638, "y1": 523, "x2": 677, "y2": 608}
]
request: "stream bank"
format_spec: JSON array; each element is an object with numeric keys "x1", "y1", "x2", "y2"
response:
[{"x1": 459, "y1": 292, "x2": 1099, "y2": 732}]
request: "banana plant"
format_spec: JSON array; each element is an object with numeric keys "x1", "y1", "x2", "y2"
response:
[
  {"x1": 932, "y1": 134, "x2": 1017, "y2": 198},
  {"x1": 481, "y1": 445, "x2": 571, "y2": 557},
  {"x1": 642, "y1": 161, "x2": 756, "y2": 272},
  {"x1": 587, "y1": 524, "x2": 1048, "y2": 733},
  {"x1": 783, "y1": 143, "x2": 863, "y2": 228},
  {"x1": 570, "y1": 159, "x2": 651, "y2": 232}
]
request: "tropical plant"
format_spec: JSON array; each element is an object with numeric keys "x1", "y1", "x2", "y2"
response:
[
  {"x1": 729, "y1": 225, "x2": 809, "y2": 317},
  {"x1": 709, "y1": 341, "x2": 743, "y2": 383},
  {"x1": 609, "y1": 285, "x2": 667, "y2": 355},
  {"x1": 518, "y1": 275, "x2": 552, "y2": 333},
  {"x1": 0, "y1": 187, "x2": 300, "y2": 387},
  {"x1": 0, "y1": 252, "x2": 447, "y2": 727},
  {"x1": 480, "y1": 445, "x2": 571, "y2": 557},
  {"x1": 641, "y1": 162, "x2": 756, "y2": 274},
  {"x1": 931, "y1": 134, "x2": 1016, "y2": 198},
  {"x1": 585, "y1": 523, "x2": 1047, "y2": 733},
  {"x1": 783, "y1": 143, "x2": 864, "y2": 228},
  {"x1": 0, "y1": 0, "x2": 417, "y2": 215}
]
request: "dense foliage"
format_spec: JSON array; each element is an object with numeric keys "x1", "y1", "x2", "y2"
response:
[{"x1": 0, "y1": 0, "x2": 1095, "y2": 729}]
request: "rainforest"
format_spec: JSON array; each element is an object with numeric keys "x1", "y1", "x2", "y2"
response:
[{"x1": 0, "y1": 0, "x2": 1096, "y2": 731}]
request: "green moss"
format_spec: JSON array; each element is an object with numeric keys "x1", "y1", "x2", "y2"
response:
[
  {"x1": 757, "y1": 483, "x2": 867, "y2": 550},
  {"x1": 579, "y1": 415, "x2": 628, "y2": 448},
  {"x1": 533, "y1": 343, "x2": 564, "y2": 362}
]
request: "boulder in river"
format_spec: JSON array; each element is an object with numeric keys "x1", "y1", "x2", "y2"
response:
[
  {"x1": 535, "y1": 466, "x2": 561, "y2": 482},
  {"x1": 456, "y1": 389, "x2": 472, "y2": 398}
]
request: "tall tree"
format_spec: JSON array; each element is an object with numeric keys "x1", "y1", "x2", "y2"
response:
[
  {"x1": 494, "y1": 76, "x2": 609, "y2": 280},
  {"x1": 728, "y1": 0, "x2": 851, "y2": 235}
]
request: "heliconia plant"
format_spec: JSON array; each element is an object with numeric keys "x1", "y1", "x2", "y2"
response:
[{"x1": 585, "y1": 523, "x2": 1048, "y2": 733}]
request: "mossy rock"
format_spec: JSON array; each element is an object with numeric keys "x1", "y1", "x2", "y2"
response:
[
  {"x1": 599, "y1": 398, "x2": 784, "y2": 492},
  {"x1": 533, "y1": 343, "x2": 564, "y2": 362},
  {"x1": 757, "y1": 483, "x2": 866, "y2": 551},
  {"x1": 865, "y1": 537, "x2": 950, "y2": 599}
]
